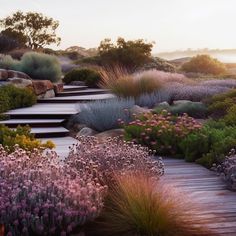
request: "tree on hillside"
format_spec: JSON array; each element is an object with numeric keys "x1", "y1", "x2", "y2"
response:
[
  {"x1": 0, "y1": 11, "x2": 61, "y2": 49},
  {"x1": 181, "y1": 54, "x2": 227, "y2": 75},
  {"x1": 98, "y1": 37, "x2": 154, "y2": 69}
]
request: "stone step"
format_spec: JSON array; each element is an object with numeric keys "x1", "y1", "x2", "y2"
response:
[
  {"x1": 5, "y1": 103, "x2": 77, "y2": 119},
  {"x1": 31, "y1": 127, "x2": 70, "y2": 138},
  {"x1": 63, "y1": 85, "x2": 88, "y2": 91},
  {"x1": 37, "y1": 94, "x2": 116, "y2": 103},
  {"x1": 57, "y1": 89, "x2": 110, "y2": 97},
  {"x1": 0, "y1": 119, "x2": 64, "y2": 128}
]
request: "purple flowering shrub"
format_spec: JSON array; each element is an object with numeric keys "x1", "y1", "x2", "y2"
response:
[
  {"x1": 66, "y1": 136, "x2": 164, "y2": 182},
  {"x1": 165, "y1": 83, "x2": 229, "y2": 102},
  {"x1": 0, "y1": 145, "x2": 106, "y2": 236},
  {"x1": 212, "y1": 149, "x2": 236, "y2": 191}
]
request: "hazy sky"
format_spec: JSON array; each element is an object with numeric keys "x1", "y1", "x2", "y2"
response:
[{"x1": 0, "y1": 0, "x2": 235, "y2": 52}]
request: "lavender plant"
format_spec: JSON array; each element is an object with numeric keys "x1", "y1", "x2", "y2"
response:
[
  {"x1": 200, "y1": 79, "x2": 236, "y2": 88},
  {"x1": 0, "y1": 145, "x2": 105, "y2": 235},
  {"x1": 166, "y1": 83, "x2": 229, "y2": 102},
  {"x1": 135, "y1": 89, "x2": 171, "y2": 108},
  {"x1": 212, "y1": 149, "x2": 236, "y2": 191}
]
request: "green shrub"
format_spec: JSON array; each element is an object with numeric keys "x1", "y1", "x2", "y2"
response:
[
  {"x1": 179, "y1": 131, "x2": 210, "y2": 162},
  {"x1": 0, "y1": 54, "x2": 21, "y2": 70},
  {"x1": 181, "y1": 54, "x2": 227, "y2": 75},
  {"x1": 222, "y1": 105, "x2": 236, "y2": 126},
  {"x1": 20, "y1": 52, "x2": 61, "y2": 82},
  {"x1": 154, "y1": 101, "x2": 207, "y2": 118},
  {"x1": 0, "y1": 85, "x2": 36, "y2": 117},
  {"x1": 0, "y1": 52, "x2": 61, "y2": 82},
  {"x1": 98, "y1": 37, "x2": 153, "y2": 69},
  {"x1": 206, "y1": 89, "x2": 236, "y2": 120},
  {"x1": 0, "y1": 124, "x2": 54, "y2": 152},
  {"x1": 63, "y1": 68, "x2": 101, "y2": 87},
  {"x1": 0, "y1": 87, "x2": 10, "y2": 113},
  {"x1": 0, "y1": 85, "x2": 36, "y2": 110},
  {"x1": 180, "y1": 122, "x2": 236, "y2": 167}
]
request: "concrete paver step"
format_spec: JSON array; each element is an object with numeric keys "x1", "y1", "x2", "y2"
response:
[
  {"x1": 37, "y1": 94, "x2": 116, "y2": 103},
  {"x1": 57, "y1": 89, "x2": 110, "y2": 97},
  {"x1": 0, "y1": 119, "x2": 64, "y2": 127},
  {"x1": 30, "y1": 127, "x2": 70, "y2": 138},
  {"x1": 63, "y1": 85, "x2": 88, "y2": 91}
]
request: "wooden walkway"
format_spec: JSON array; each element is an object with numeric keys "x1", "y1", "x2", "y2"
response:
[{"x1": 163, "y1": 158, "x2": 236, "y2": 236}]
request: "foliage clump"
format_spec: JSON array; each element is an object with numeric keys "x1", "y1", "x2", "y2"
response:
[
  {"x1": 0, "y1": 52, "x2": 62, "y2": 82},
  {"x1": 0, "y1": 124, "x2": 54, "y2": 151},
  {"x1": 181, "y1": 54, "x2": 226, "y2": 75},
  {"x1": 124, "y1": 111, "x2": 202, "y2": 156},
  {"x1": 97, "y1": 37, "x2": 153, "y2": 69},
  {"x1": 154, "y1": 101, "x2": 207, "y2": 119},
  {"x1": 72, "y1": 98, "x2": 135, "y2": 132},
  {"x1": 100, "y1": 68, "x2": 163, "y2": 98},
  {"x1": 0, "y1": 85, "x2": 37, "y2": 117},
  {"x1": 64, "y1": 68, "x2": 101, "y2": 87}
]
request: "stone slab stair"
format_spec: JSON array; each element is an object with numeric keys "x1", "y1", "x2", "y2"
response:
[{"x1": 2, "y1": 85, "x2": 113, "y2": 152}]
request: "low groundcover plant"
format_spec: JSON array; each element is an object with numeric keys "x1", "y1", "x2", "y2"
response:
[{"x1": 0, "y1": 145, "x2": 106, "y2": 235}]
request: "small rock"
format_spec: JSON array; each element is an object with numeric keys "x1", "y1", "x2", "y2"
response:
[
  {"x1": 77, "y1": 127, "x2": 97, "y2": 137},
  {"x1": 7, "y1": 77, "x2": 32, "y2": 89},
  {"x1": 38, "y1": 89, "x2": 55, "y2": 99},
  {"x1": 130, "y1": 105, "x2": 151, "y2": 115},
  {"x1": 32, "y1": 80, "x2": 54, "y2": 95},
  {"x1": 54, "y1": 83, "x2": 64, "y2": 94},
  {"x1": 95, "y1": 129, "x2": 125, "y2": 142},
  {"x1": 7, "y1": 70, "x2": 31, "y2": 80}
]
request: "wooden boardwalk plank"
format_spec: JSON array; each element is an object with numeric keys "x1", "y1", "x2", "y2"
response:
[{"x1": 163, "y1": 158, "x2": 236, "y2": 236}]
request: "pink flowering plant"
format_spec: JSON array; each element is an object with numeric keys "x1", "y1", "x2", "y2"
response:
[
  {"x1": 66, "y1": 136, "x2": 164, "y2": 183},
  {"x1": 123, "y1": 111, "x2": 202, "y2": 156},
  {"x1": 0, "y1": 145, "x2": 106, "y2": 236}
]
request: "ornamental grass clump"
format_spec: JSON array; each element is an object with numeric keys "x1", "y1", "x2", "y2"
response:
[
  {"x1": 99, "y1": 67, "x2": 162, "y2": 98},
  {"x1": 89, "y1": 172, "x2": 215, "y2": 236},
  {"x1": 124, "y1": 111, "x2": 202, "y2": 156},
  {"x1": 73, "y1": 98, "x2": 135, "y2": 132},
  {"x1": 66, "y1": 136, "x2": 164, "y2": 182},
  {"x1": 0, "y1": 146, "x2": 106, "y2": 235}
]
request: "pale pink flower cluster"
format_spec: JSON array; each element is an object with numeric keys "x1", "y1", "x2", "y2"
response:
[
  {"x1": 0, "y1": 145, "x2": 105, "y2": 235},
  {"x1": 66, "y1": 136, "x2": 164, "y2": 181}
]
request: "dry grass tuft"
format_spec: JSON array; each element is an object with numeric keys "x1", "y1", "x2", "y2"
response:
[
  {"x1": 88, "y1": 172, "x2": 216, "y2": 236},
  {"x1": 99, "y1": 66, "x2": 162, "y2": 98}
]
